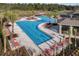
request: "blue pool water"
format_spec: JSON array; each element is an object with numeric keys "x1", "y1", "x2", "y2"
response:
[{"x1": 16, "y1": 16, "x2": 57, "y2": 45}]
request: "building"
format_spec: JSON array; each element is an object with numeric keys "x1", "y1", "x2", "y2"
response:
[{"x1": 58, "y1": 18, "x2": 79, "y2": 39}]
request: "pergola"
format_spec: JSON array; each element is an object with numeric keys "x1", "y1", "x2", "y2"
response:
[{"x1": 58, "y1": 18, "x2": 79, "y2": 36}]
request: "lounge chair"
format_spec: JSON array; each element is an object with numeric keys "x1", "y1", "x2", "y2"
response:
[
  {"x1": 50, "y1": 44, "x2": 59, "y2": 55},
  {"x1": 27, "y1": 48, "x2": 33, "y2": 56},
  {"x1": 12, "y1": 33, "x2": 18, "y2": 38},
  {"x1": 12, "y1": 38, "x2": 20, "y2": 47},
  {"x1": 43, "y1": 48, "x2": 53, "y2": 56},
  {"x1": 64, "y1": 37, "x2": 69, "y2": 44},
  {"x1": 27, "y1": 47, "x2": 36, "y2": 56}
]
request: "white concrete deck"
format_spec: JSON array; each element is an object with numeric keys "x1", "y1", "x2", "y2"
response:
[
  {"x1": 38, "y1": 23, "x2": 69, "y2": 53},
  {"x1": 8, "y1": 23, "x2": 42, "y2": 56},
  {"x1": 16, "y1": 16, "x2": 41, "y2": 22},
  {"x1": 8, "y1": 23, "x2": 57, "y2": 55},
  {"x1": 7, "y1": 17, "x2": 69, "y2": 56},
  {"x1": 38, "y1": 23, "x2": 64, "y2": 42}
]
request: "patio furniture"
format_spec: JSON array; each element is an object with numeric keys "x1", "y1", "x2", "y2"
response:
[
  {"x1": 11, "y1": 38, "x2": 20, "y2": 47},
  {"x1": 27, "y1": 47, "x2": 36, "y2": 56},
  {"x1": 12, "y1": 33, "x2": 18, "y2": 38},
  {"x1": 44, "y1": 48, "x2": 53, "y2": 56}
]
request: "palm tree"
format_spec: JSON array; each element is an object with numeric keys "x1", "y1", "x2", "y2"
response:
[
  {"x1": 0, "y1": 17, "x2": 2, "y2": 33},
  {"x1": 9, "y1": 11, "x2": 17, "y2": 35},
  {"x1": 4, "y1": 11, "x2": 17, "y2": 39},
  {"x1": 2, "y1": 22, "x2": 7, "y2": 53},
  {"x1": 2, "y1": 11, "x2": 17, "y2": 54},
  {"x1": 0, "y1": 15, "x2": 7, "y2": 53}
]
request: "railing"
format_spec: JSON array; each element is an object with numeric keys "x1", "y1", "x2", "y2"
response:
[{"x1": 62, "y1": 34, "x2": 79, "y2": 39}]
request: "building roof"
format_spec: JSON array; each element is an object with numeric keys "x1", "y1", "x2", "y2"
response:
[{"x1": 58, "y1": 18, "x2": 79, "y2": 27}]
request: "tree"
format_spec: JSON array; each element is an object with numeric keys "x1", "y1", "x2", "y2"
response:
[
  {"x1": 0, "y1": 15, "x2": 7, "y2": 53},
  {"x1": 4, "y1": 10, "x2": 18, "y2": 43}
]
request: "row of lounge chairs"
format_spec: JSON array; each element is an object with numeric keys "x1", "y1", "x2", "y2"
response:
[
  {"x1": 37, "y1": 37, "x2": 69, "y2": 56},
  {"x1": 20, "y1": 30, "x2": 69, "y2": 56}
]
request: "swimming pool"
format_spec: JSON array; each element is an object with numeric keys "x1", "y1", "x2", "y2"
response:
[{"x1": 16, "y1": 16, "x2": 57, "y2": 45}]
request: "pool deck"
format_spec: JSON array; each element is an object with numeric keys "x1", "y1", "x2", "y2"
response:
[
  {"x1": 6, "y1": 17, "x2": 69, "y2": 56},
  {"x1": 8, "y1": 23, "x2": 42, "y2": 55},
  {"x1": 8, "y1": 23, "x2": 55, "y2": 55}
]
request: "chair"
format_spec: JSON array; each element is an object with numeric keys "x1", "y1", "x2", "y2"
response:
[{"x1": 44, "y1": 48, "x2": 53, "y2": 56}]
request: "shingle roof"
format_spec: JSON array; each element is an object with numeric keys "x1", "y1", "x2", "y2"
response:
[{"x1": 58, "y1": 18, "x2": 79, "y2": 27}]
